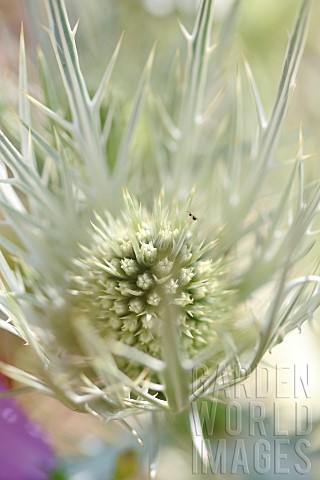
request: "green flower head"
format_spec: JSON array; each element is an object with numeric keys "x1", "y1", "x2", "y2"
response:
[{"x1": 68, "y1": 193, "x2": 236, "y2": 380}]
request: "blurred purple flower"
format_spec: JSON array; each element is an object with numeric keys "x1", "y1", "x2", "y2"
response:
[{"x1": 0, "y1": 375, "x2": 56, "y2": 480}]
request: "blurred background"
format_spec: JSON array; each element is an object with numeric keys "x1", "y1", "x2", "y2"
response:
[{"x1": 0, "y1": 0, "x2": 320, "y2": 478}]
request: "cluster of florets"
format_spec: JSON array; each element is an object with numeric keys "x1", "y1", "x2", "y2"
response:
[{"x1": 71, "y1": 200, "x2": 234, "y2": 376}]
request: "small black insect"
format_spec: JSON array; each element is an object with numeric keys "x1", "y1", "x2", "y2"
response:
[{"x1": 187, "y1": 211, "x2": 198, "y2": 221}]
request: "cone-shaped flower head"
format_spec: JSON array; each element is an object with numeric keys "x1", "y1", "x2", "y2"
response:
[{"x1": 68, "y1": 194, "x2": 236, "y2": 383}]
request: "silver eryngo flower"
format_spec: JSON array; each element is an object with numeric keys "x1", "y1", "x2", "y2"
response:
[
  {"x1": 72, "y1": 196, "x2": 234, "y2": 360},
  {"x1": 0, "y1": 0, "x2": 319, "y2": 447}
]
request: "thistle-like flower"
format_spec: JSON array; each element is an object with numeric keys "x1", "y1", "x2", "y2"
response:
[
  {"x1": 70, "y1": 194, "x2": 238, "y2": 374},
  {"x1": 0, "y1": 0, "x2": 319, "y2": 460}
]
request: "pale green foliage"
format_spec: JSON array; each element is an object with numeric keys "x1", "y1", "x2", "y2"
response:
[{"x1": 0, "y1": 1, "x2": 319, "y2": 450}]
